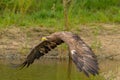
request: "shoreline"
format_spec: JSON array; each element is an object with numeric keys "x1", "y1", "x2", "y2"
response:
[{"x1": 0, "y1": 25, "x2": 120, "y2": 61}]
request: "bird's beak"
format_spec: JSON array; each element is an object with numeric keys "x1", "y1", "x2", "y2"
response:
[{"x1": 41, "y1": 37, "x2": 47, "y2": 41}]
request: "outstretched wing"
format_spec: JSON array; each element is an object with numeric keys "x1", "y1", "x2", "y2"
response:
[
  {"x1": 19, "y1": 40, "x2": 63, "y2": 68},
  {"x1": 18, "y1": 31, "x2": 99, "y2": 77},
  {"x1": 69, "y1": 35, "x2": 99, "y2": 77}
]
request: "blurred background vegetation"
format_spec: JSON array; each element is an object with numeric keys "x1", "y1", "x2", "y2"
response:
[{"x1": 0, "y1": 0, "x2": 120, "y2": 28}]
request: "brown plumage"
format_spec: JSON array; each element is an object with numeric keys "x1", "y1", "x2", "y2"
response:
[{"x1": 19, "y1": 31, "x2": 99, "y2": 77}]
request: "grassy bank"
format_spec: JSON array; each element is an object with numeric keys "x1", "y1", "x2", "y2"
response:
[{"x1": 0, "y1": 0, "x2": 120, "y2": 29}]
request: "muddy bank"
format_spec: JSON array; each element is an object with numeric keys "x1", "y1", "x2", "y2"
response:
[{"x1": 0, "y1": 25, "x2": 120, "y2": 60}]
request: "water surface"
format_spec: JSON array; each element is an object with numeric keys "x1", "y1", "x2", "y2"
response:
[{"x1": 0, "y1": 59, "x2": 119, "y2": 80}]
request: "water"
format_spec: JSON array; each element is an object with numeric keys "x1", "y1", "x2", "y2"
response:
[{"x1": 0, "y1": 59, "x2": 119, "y2": 80}]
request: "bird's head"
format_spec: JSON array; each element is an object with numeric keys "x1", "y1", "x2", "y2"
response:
[{"x1": 41, "y1": 37, "x2": 48, "y2": 41}]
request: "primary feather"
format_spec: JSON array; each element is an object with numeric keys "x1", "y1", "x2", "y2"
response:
[{"x1": 19, "y1": 31, "x2": 99, "y2": 77}]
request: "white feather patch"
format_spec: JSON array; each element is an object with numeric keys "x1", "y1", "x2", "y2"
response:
[{"x1": 71, "y1": 50, "x2": 76, "y2": 55}]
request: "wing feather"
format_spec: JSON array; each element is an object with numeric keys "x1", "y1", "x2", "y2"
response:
[
  {"x1": 70, "y1": 34, "x2": 99, "y2": 77},
  {"x1": 19, "y1": 40, "x2": 63, "y2": 68},
  {"x1": 71, "y1": 49, "x2": 99, "y2": 77}
]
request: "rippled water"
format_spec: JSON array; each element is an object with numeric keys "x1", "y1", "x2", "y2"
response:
[{"x1": 0, "y1": 59, "x2": 119, "y2": 80}]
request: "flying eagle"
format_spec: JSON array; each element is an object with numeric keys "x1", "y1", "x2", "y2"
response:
[{"x1": 19, "y1": 31, "x2": 99, "y2": 77}]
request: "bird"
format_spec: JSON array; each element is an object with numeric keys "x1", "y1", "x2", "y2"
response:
[{"x1": 18, "y1": 31, "x2": 99, "y2": 77}]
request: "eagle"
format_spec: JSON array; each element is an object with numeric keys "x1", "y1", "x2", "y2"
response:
[{"x1": 19, "y1": 31, "x2": 99, "y2": 77}]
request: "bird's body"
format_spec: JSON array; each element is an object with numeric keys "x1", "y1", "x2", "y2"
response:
[{"x1": 19, "y1": 31, "x2": 99, "y2": 77}]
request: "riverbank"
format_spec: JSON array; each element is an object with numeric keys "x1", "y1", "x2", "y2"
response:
[{"x1": 0, "y1": 23, "x2": 120, "y2": 60}]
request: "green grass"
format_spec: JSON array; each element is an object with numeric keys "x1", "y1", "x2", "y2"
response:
[{"x1": 0, "y1": 0, "x2": 120, "y2": 29}]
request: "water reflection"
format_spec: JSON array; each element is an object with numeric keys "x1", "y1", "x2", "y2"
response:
[{"x1": 0, "y1": 59, "x2": 119, "y2": 80}]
